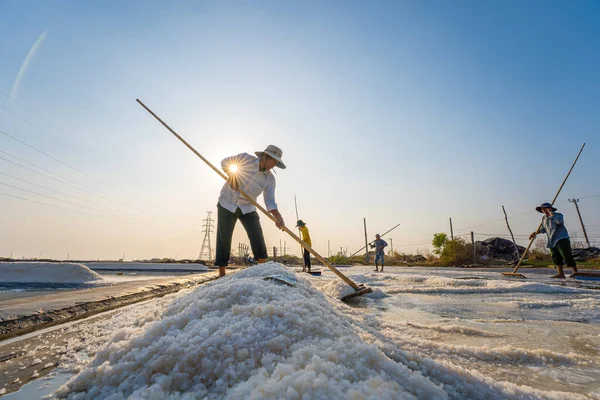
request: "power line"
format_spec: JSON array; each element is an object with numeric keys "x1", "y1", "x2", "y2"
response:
[
  {"x1": 0, "y1": 154, "x2": 202, "y2": 230},
  {"x1": 0, "y1": 129, "x2": 111, "y2": 188},
  {"x1": 1, "y1": 93, "x2": 204, "y2": 221},
  {"x1": 0, "y1": 191, "x2": 119, "y2": 222},
  {"x1": 0, "y1": 171, "x2": 181, "y2": 226},
  {"x1": 0, "y1": 150, "x2": 149, "y2": 214},
  {"x1": 0, "y1": 127, "x2": 199, "y2": 220},
  {"x1": 474, "y1": 232, "x2": 530, "y2": 237},
  {"x1": 0, "y1": 189, "x2": 201, "y2": 233},
  {"x1": 0, "y1": 90, "x2": 176, "y2": 215},
  {"x1": 0, "y1": 180, "x2": 124, "y2": 216},
  {"x1": 0, "y1": 171, "x2": 95, "y2": 205},
  {"x1": 0, "y1": 104, "x2": 69, "y2": 146},
  {"x1": 0, "y1": 152, "x2": 99, "y2": 195},
  {"x1": 0, "y1": 87, "x2": 77, "y2": 142},
  {"x1": 0, "y1": 154, "x2": 204, "y2": 232},
  {"x1": 0, "y1": 147, "x2": 199, "y2": 224},
  {"x1": 458, "y1": 211, "x2": 530, "y2": 231},
  {"x1": 1, "y1": 92, "x2": 183, "y2": 215},
  {"x1": 578, "y1": 194, "x2": 600, "y2": 199}
]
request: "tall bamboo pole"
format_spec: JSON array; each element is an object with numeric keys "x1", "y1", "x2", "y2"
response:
[
  {"x1": 504, "y1": 143, "x2": 586, "y2": 276},
  {"x1": 137, "y1": 99, "x2": 366, "y2": 291}
]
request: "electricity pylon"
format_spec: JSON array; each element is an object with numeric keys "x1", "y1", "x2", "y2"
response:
[{"x1": 199, "y1": 211, "x2": 214, "y2": 260}]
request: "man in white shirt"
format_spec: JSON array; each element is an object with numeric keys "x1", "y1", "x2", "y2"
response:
[{"x1": 215, "y1": 145, "x2": 286, "y2": 277}]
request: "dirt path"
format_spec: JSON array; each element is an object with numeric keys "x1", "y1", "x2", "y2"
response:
[
  {"x1": 0, "y1": 273, "x2": 218, "y2": 341},
  {"x1": 0, "y1": 272, "x2": 223, "y2": 396},
  {"x1": 0, "y1": 310, "x2": 116, "y2": 396}
]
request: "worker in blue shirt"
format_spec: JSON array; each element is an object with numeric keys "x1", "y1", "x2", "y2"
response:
[
  {"x1": 370, "y1": 234, "x2": 388, "y2": 272},
  {"x1": 529, "y1": 202, "x2": 578, "y2": 279}
]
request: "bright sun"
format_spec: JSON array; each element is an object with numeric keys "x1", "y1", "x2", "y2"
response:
[{"x1": 229, "y1": 164, "x2": 238, "y2": 173}]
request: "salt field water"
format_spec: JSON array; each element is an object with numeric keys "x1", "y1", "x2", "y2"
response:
[
  {"x1": 2, "y1": 262, "x2": 598, "y2": 399},
  {"x1": 0, "y1": 262, "x2": 210, "y2": 298}
]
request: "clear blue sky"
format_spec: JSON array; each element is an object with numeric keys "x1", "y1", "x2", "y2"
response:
[{"x1": 1, "y1": 1, "x2": 599, "y2": 260}]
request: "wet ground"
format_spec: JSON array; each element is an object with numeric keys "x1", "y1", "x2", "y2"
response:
[
  {"x1": 314, "y1": 265, "x2": 600, "y2": 397},
  {"x1": 2, "y1": 265, "x2": 600, "y2": 399}
]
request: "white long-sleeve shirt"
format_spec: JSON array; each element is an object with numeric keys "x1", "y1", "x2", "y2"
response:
[{"x1": 218, "y1": 153, "x2": 277, "y2": 214}]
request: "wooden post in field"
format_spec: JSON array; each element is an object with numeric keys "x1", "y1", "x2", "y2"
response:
[
  {"x1": 328, "y1": 240, "x2": 330, "y2": 257},
  {"x1": 449, "y1": 218, "x2": 454, "y2": 240},
  {"x1": 363, "y1": 218, "x2": 369, "y2": 263},
  {"x1": 389, "y1": 238, "x2": 393, "y2": 255},
  {"x1": 471, "y1": 231, "x2": 476, "y2": 264},
  {"x1": 502, "y1": 205, "x2": 520, "y2": 261}
]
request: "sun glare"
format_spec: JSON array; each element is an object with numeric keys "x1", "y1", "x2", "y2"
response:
[{"x1": 229, "y1": 164, "x2": 238, "y2": 173}]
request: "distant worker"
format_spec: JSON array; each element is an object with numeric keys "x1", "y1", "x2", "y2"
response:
[
  {"x1": 215, "y1": 145, "x2": 286, "y2": 277},
  {"x1": 370, "y1": 234, "x2": 388, "y2": 272},
  {"x1": 529, "y1": 202, "x2": 578, "y2": 279},
  {"x1": 296, "y1": 220, "x2": 312, "y2": 273}
]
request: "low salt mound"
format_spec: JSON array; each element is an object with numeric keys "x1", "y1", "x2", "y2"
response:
[
  {"x1": 57, "y1": 262, "x2": 446, "y2": 399},
  {"x1": 0, "y1": 262, "x2": 104, "y2": 283}
]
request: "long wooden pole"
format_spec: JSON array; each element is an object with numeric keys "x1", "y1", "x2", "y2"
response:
[
  {"x1": 507, "y1": 143, "x2": 586, "y2": 275},
  {"x1": 349, "y1": 223, "x2": 401, "y2": 258},
  {"x1": 294, "y1": 195, "x2": 303, "y2": 260},
  {"x1": 471, "y1": 231, "x2": 476, "y2": 264},
  {"x1": 502, "y1": 205, "x2": 520, "y2": 261},
  {"x1": 363, "y1": 218, "x2": 369, "y2": 263},
  {"x1": 137, "y1": 99, "x2": 361, "y2": 290}
]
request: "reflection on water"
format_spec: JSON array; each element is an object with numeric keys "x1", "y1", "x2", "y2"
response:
[{"x1": 2, "y1": 371, "x2": 71, "y2": 399}]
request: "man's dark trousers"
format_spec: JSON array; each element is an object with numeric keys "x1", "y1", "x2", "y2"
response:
[
  {"x1": 303, "y1": 248, "x2": 311, "y2": 270},
  {"x1": 549, "y1": 238, "x2": 576, "y2": 268},
  {"x1": 215, "y1": 203, "x2": 268, "y2": 266}
]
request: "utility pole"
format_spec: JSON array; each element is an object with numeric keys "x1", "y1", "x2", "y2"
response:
[
  {"x1": 389, "y1": 238, "x2": 393, "y2": 255},
  {"x1": 449, "y1": 218, "x2": 454, "y2": 240},
  {"x1": 199, "y1": 211, "x2": 214, "y2": 260},
  {"x1": 502, "y1": 205, "x2": 520, "y2": 261},
  {"x1": 569, "y1": 199, "x2": 591, "y2": 248},
  {"x1": 363, "y1": 218, "x2": 369, "y2": 263},
  {"x1": 294, "y1": 195, "x2": 303, "y2": 257},
  {"x1": 471, "y1": 231, "x2": 476, "y2": 264},
  {"x1": 328, "y1": 240, "x2": 330, "y2": 257}
]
